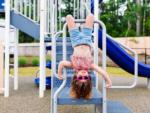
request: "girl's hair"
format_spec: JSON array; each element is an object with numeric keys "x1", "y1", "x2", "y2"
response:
[{"x1": 71, "y1": 74, "x2": 92, "y2": 99}]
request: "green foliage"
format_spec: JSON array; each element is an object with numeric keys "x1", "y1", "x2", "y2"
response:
[
  {"x1": 19, "y1": 57, "x2": 27, "y2": 67},
  {"x1": 0, "y1": 13, "x2": 5, "y2": 18},
  {"x1": 100, "y1": 0, "x2": 150, "y2": 37},
  {"x1": 145, "y1": 18, "x2": 150, "y2": 36},
  {"x1": 19, "y1": 31, "x2": 38, "y2": 43},
  {"x1": 32, "y1": 57, "x2": 39, "y2": 66},
  {"x1": 61, "y1": 0, "x2": 74, "y2": 17}
]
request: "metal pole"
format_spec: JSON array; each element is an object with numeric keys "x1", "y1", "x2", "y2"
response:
[
  {"x1": 94, "y1": 0, "x2": 107, "y2": 112},
  {"x1": 0, "y1": 42, "x2": 4, "y2": 94},
  {"x1": 54, "y1": 0, "x2": 58, "y2": 32},
  {"x1": 37, "y1": 0, "x2": 40, "y2": 22},
  {"x1": 51, "y1": 0, "x2": 55, "y2": 112},
  {"x1": 39, "y1": 0, "x2": 46, "y2": 98},
  {"x1": 33, "y1": 0, "x2": 36, "y2": 21},
  {"x1": 77, "y1": 0, "x2": 80, "y2": 18},
  {"x1": 19, "y1": 0, "x2": 23, "y2": 13},
  {"x1": 29, "y1": 0, "x2": 32, "y2": 19},
  {"x1": 5, "y1": 0, "x2": 10, "y2": 97},
  {"x1": 14, "y1": 28, "x2": 19, "y2": 90},
  {"x1": 94, "y1": 0, "x2": 99, "y2": 92},
  {"x1": 58, "y1": 0, "x2": 62, "y2": 30},
  {"x1": 80, "y1": 0, "x2": 84, "y2": 19},
  {"x1": 73, "y1": 0, "x2": 76, "y2": 17},
  {"x1": 145, "y1": 48, "x2": 147, "y2": 64}
]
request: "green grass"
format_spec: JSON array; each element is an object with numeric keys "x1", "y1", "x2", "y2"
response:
[
  {"x1": 9, "y1": 66, "x2": 132, "y2": 77},
  {"x1": 107, "y1": 67, "x2": 132, "y2": 77},
  {"x1": 10, "y1": 67, "x2": 51, "y2": 76}
]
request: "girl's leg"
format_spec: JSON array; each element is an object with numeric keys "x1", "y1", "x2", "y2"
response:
[
  {"x1": 85, "y1": 14, "x2": 94, "y2": 28},
  {"x1": 66, "y1": 15, "x2": 76, "y2": 30}
]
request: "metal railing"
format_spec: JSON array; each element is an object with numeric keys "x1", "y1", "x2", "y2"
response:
[
  {"x1": 53, "y1": 19, "x2": 107, "y2": 113},
  {"x1": 10, "y1": 0, "x2": 53, "y2": 35},
  {"x1": 10, "y1": 0, "x2": 40, "y2": 22},
  {"x1": 107, "y1": 35, "x2": 138, "y2": 89}
]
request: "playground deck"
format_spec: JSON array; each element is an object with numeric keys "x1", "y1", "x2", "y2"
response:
[{"x1": 0, "y1": 76, "x2": 150, "y2": 113}]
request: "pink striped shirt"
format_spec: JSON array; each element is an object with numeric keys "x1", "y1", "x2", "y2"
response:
[{"x1": 71, "y1": 55, "x2": 93, "y2": 71}]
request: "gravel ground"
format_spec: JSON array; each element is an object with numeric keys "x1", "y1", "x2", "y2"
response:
[{"x1": 0, "y1": 76, "x2": 150, "y2": 113}]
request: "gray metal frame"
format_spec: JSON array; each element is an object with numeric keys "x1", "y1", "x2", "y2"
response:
[
  {"x1": 52, "y1": 19, "x2": 107, "y2": 113},
  {"x1": 107, "y1": 35, "x2": 138, "y2": 89}
]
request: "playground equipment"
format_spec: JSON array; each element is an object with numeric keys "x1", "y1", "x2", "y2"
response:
[
  {"x1": 34, "y1": 76, "x2": 51, "y2": 89},
  {"x1": 51, "y1": 0, "x2": 134, "y2": 113},
  {"x1": 1, "y1": 0, "x2": 149, "y2": 112},
  {"x1": 0, "y1": 42, "x2": 4, "y2": 94},
  {"x1": 0, "y1": 0, "x2": 4, "y2": 13},
  {"x1": 34, "y1": 46, "x2": 51, "y2": 89}
]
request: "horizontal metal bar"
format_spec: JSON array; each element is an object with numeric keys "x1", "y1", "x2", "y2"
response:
[{"x1": 62, "y1": 19, "x2": 105, "y2": 24}]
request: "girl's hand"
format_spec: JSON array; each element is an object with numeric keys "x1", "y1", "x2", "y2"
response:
[
  {"x1": 106, "y1": 80, "x2": 112, "y2": 88},
  {"x1": 58, "y1": 73, "x2": 63, "y2": 80}
]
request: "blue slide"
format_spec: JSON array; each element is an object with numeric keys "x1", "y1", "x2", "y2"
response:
[
  {"x1": 91, "y1": 0, "x2": 150, "y2": 78},
  {"x1": 0, "y1": 0, "x2": 4, "y2": 12},
  {"x1": 98, "y1": 30, "x2": 150, "y2": 78}
]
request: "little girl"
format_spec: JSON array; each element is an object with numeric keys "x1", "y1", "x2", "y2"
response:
[{"x1": 58, "y1": 14, "x2": 112, "y2": 99}]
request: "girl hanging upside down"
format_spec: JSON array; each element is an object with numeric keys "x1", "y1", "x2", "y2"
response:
[{"x1": 58, "y1": 14, "x2": 112, "y2": 99}]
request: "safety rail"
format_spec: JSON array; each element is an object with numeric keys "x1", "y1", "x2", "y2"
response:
[
  {"x1": 73, "y1": 0, "x2": 90, "y2": 19},
  {"x1": 53, "y1": 19, "x2": 107, "y2": 113},
  {"x1": 107, "y1": 34, "x2": 138, "y2": 89},
  {"x1": 10, "y1": 0, "x2": 40, "y2": 22},
  {"x1": 10, "y1": 0, "x2": 52, "y2": 33},
  {"x1": 52, "y1": 31, "x2": 65, "y2": 113}
]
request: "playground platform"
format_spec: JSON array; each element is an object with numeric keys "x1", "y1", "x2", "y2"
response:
[{"x1": 0, "y1": 76, "x2": 150, "y2": 113}]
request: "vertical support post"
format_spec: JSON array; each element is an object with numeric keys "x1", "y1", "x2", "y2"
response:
[
  {"x1": 14, "y1": 0, "x2": 18, "y2": 11},
  {"x1": 77, "y1": 0, "x2": 80, "y2": 18},
  {"x1": 24, "y1": 0, "x2": 27, "y2": 16},
  {"x1": 33, "y1": 0, "x2": 36, "y2": 21},
  {"x1": 39, "y1": 0, "x2": 46, "y2": 98},
  {"x1": 51, "y1": 0, "x2": 55, "y2": 112},
  {"x1": 55, "y1": 0, "x2": 58, "y2": 32},
  {"x1": 73, "y1": 0, "x2": 76, "y2": 17},
  {"x1": 80, "y1": 0, "x2": 84, "y2": 19},
  {"x1": 58, "y1": 0, "x2": 62, "y2": 31},
  {"x1": 147, "y1": 78, "x2": 150, "y2": 89},
  {"x1": 145, "y1": 48, "x2": 147, "y2": 64},
  {"x1": 0, "y1": 42, "x2": 4, "y2": 94},
  {"x1": 14, "y1": 29, "x2": 19, "y2": 90},
  {"x1": 94, "y1": 0, "x2": 99, "y2": 92},
  {"x1": 102, "y1": 24, "x2": 107, "y2": 113},
  {"x1": 37, "y1": 0, "x2": 40, "y2": 22},
  {"x1": 5, "y1": 0, "x2": 10, "y2": 97},
  {"x1": 94, "y1": 0, "x2": 107, "y2": 113},
  {"x1": 19, "y1": 0, "x2": 23, "y2": 13},
  {"x1": 29, "y1": 0, "x2": 32, "y2": 19}
]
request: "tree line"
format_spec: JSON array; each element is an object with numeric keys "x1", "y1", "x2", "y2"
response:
[{"x1": 100, "y1": 0, "x2": 150, "y2": 37}]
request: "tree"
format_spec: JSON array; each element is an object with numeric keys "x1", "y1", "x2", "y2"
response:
[{"x1": 135, "y1": 0, "x2": 141, "y2": 36}]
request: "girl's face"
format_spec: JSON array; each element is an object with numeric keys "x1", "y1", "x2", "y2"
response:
[{"x1": 76, "y1": 70, "x2": 90, "y2": 82}]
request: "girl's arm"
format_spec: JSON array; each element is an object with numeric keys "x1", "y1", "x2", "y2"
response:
[
  {"x1": 91, "y1": 64, "x2": 112, "y2": 88},
  {"x1": 58, "y1": 60, "x2": 72, "y2": 79}
]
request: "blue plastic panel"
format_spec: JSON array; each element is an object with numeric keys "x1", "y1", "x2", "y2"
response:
[
  {"x1": 10, "y1": 10, "x2": 40, "y2": 39},
  {"x1": 53, "y1": 87, "x2": 102, "y2": 105},
  {"x1": 0, "y1": 0, "x2": 4, "y2": 12},
  {"x1": 53, "y1": 72, "x2": 96, "y2": 88}
]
